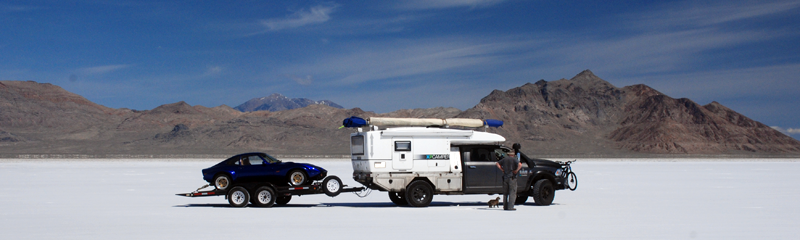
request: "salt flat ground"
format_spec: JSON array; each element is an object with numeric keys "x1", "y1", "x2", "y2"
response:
[{"x1": 1, "y1": 159, "x2": 798, "y2": 240}]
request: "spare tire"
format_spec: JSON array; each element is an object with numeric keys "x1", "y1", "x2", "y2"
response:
[{"x1": 322, "y1": 176, "x2": 343, "y2": 197}]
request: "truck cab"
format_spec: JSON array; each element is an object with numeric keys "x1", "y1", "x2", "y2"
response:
[{"x1": 346, "y1": 117, "x2": 571, "y2": 207}]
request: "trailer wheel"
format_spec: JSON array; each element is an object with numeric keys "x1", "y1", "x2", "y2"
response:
[
  {"x1": 276, "y1": 195, "x2": 292, "y2": 205},
  {"x1": 214, "y1": 174, "x2": 231, "y2": 191},
  {"x1": 405, "y1": 181, "x2": 433, "y2": 207},
  {"x1": 388, "y1": 192, "x2": 408, "y2": 206},
  {"x1": 322, "y1": 176, "x2": 343, "y2": 197},
  {"x1": 287, "y1": 170, "x2": 307, "y2": 186},
  {"x1": 532, "y1": 179, "x2": 555, "y2": 206},
  {"x1": 227, "y1": 187, "x2": 249, "y2": 208},
  {"x1": 251, "y1": 186, "x2": 276, "y2": 208}
]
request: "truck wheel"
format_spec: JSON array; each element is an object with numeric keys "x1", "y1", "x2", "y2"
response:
[
  {"x1": 532, "y1": 179, "x2": 555, "y2": 206},
  {"x1": 251, "y1": 186, "x2": 276, "y2": 208},
  {"x1": 388, "y1": 192, "x2": 408, "y2": 206},
  {"x1": 322, "y1": 176, "x2": 343, "y2": 197},
  {"x1": 287, "y1": 170, "x2": 307, "y2": 186},
  {"x1": 227, "y1": 187, "x2": 249, "y2": 208},
  {"x1": 214, "y1": 174, "x2": 231, "y2": 191},
  {"x1": 276, "y1": 195, "x2": 292, "y2": 205},
  {"x1": 515, "y1": 195, "x2": 528, "y2": 204},
  {"x1": 405, "y1": 181, "x2": 433, "y2": 207}
]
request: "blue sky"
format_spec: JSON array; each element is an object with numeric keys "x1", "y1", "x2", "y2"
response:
[{"x1": 2, "y1": 0, "x2": 799, "y2": 136}]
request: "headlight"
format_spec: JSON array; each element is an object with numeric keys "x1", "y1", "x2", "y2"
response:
[{"x1": 555, "y1": 169, "x2": 563, "y2": 176}]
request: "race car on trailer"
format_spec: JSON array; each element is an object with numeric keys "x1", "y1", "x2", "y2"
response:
[{"x1": 177, "y1": 152, "x2": 364, "y2": 207}]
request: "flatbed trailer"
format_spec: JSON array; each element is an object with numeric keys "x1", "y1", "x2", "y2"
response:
[{"x1": 177, "y1": 175, "x2": 365, "y2": 207}]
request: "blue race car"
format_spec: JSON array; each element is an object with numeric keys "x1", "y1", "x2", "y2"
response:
[{"x1": 202, "y1": 152, "x2": 327, "y2": 191}]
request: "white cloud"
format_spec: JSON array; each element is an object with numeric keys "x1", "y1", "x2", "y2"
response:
[
  {"x1": 76, "y1": 64, "x2": 131, "y2": 75},
  {"x1": 278, "y1": 37, "x2": 534, "y2": 86},
  {"x1": 202, "y1": 66, "x2": 223, "y2": 77},
  {"x1": 258, "y1": 3, "x2": 338, "y2": 32},
  {"x1": 771, "y1": 126, "x2": 800, "y2": 135},
  {"x1": 397, "y1": 0, "x2": 505, "y2": 10},
  {"x1": 287, "y1": 75, "x2": 313, "y2": 86},
  {"x1": 635, "y1": 0, "x2": 800, "y2": 29}
]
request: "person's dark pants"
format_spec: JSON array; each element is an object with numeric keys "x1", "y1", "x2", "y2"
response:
[{"x1": 503, "y1": 177, "x2": 517, "y2": 210}]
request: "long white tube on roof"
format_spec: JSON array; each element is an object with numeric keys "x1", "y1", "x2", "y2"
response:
[{"x1": 368, "y1": 117, "x2": 485, "y2": 128}]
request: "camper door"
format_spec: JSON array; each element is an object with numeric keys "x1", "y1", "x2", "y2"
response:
[{"x1": 392, "y1": 138, "x2": 413, "y2": 170}]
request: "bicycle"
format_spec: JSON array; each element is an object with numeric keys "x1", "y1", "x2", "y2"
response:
[{"x1": 558, "y1": 160, "x2": 578, "y2": 191}]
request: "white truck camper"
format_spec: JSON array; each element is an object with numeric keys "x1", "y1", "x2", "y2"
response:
[{"x1": 343, "y1": 117, "x2": 576, "y2": 207}]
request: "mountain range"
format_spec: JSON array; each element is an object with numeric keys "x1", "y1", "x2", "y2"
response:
[
  {"x1": 1, "y1": 70, "x2": 798, "y2": 158},
  {"x1": 234, "y1": 93, "x2": 342, "y2": 112}
]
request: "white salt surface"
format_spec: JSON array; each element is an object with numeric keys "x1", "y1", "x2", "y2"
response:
[{"x1": 1, "y1": 159, "x2": 798, "y2": 239}]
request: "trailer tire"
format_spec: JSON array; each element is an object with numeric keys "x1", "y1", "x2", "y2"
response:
[
  {"x1": 322, "y1": 176, "x2": 343, "y2": 197},
  {"x1": 532, "y1": 179, "x2": 555, "y2": 206},
  {"x1": 251, "y1": 186, "x2": 276, "y2": 208},
  {"x1": 287, "y1": 170, "x2": 307, "y2": 186},
  {"x1": 227, "y1": 186, "x2": 249, "y2": 208},
  {"x1": 276, "y1": 195, "x2": 292, "y2": 205},
  {"x1": 213, "y1": 174, "x2": 231, "y2": 191},
  {"x1": 405, "y1": 180, "x2": 433, "y2": 207},
  {"x1": 388, "y1": 191, "x2": 408, "y2": 206}
]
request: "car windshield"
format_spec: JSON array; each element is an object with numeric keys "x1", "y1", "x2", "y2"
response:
[{"x1": 260, "y1": 153, "x2": 281, "y2": 164}]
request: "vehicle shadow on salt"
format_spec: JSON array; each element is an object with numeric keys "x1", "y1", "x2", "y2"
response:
[
  {"x1": 320, "y1": 201, "x2": 491, "y2": 208},
  {"x1": 173, "y1": 202, "x2": 561, "y2": 208}
]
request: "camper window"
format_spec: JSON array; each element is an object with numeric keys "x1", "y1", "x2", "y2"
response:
[
  {"x1": 395, "y1": 141, "x2": 411, "y2": 151},
  {"x1": 351, "y1": 135, "x2": 365, "y2": 155}
]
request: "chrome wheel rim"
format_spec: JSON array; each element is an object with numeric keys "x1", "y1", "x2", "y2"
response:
[
  {"x1": 215, "y1": 177, "x2": 228, "y2": 189},
  {"x1": 258, "y1": 190, "x2": 272, "y2": 204},
  {"x1": 326, "y1": 179, "x2": 340, "y2": 192},
  {"x1": 231, "y1": 191, "x2": 246, "y2": 204},
  {"x1": 290, "y1": 172, "x2": 304, "y2": 185}
]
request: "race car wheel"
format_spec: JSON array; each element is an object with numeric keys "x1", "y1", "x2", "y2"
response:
[
  {"x1": 405, "y1": 180, "x2": 433, "y2": 207},
  {"x1": 287, "y1": 170, "x2": 307, "y2": 186},
  {"x1": 276, "y1": 195, "x2": 292, "y2": 205},
  {"x1": 214, "y1": 174, "x2": 231, "y2": 191},
  {"x1": 388, "y1": 191, "x2": 408, "y2": 206},
  {"x1": 322, "y1": 176, "x2": 343, "y2": 197},
  {"x1": 251, "y1": 186, "x2": 276, "y2": 208},
  {"x1": 227, "y1": 187, "x2": 249, "y2": 208},
  {"x1": 532, "y1": 179, "x2": 555, "y2": 206}
]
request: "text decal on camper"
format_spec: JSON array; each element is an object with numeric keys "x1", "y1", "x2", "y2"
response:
[{"x1": 416, "y1": 154, "x2": 450, "y2": 160}]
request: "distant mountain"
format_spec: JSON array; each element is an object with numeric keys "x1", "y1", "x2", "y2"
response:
[
  {"x1": 1, "y1": 71, "x2": 799, "y2": 158},
  {"x1": 234, "y1": 93, "x2": 343, "y2": 112},
  {"x1": 457, "y1": 70, "x2": 800, "y2": 155}
]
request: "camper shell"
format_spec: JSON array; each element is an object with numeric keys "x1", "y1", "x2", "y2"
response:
[{"x1": 346, "y1": 117, "x2": 574, "y2": 207}]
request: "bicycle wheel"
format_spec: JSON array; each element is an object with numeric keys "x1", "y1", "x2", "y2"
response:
[{"x1": 566, "y1": 172, "x2": 577, "y2": 191}]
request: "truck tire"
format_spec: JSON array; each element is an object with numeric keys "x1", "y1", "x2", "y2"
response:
[
  {"x1": 227, "y1": 186, "x2": 250, "y2": 208},
  {"x1": 287, "y1": 170, "x2": 307, "y2": 186},
  {"x1": 276, "y1": 195, "x2": 292, "y2": 205},
  {"x1": 532, "y1": 179, "x2": 555, "y2": 206},
  {"x1": 388, "y1": 192, "x2": 408, "y2": 206},
  {"x1": 405, "y1": 181, "x2": 433, "y2": 207},
  {"x1": 251, "y1": 186, "x2": 276, "y2": 208},
  {"x1": 322, "y1": 176, "x2": 343, "y2": 197},
  {"x1": 214, "y1": 174, "x2": 231, "y2": 191}
]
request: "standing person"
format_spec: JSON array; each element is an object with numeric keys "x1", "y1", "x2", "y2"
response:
[{"x1": 496, "y1": 147, "x2": 522, "y2": 211}]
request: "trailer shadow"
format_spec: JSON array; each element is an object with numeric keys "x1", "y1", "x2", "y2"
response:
[{"x1": 174, "y1": 201, "x2": 559, "y2": 208}]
